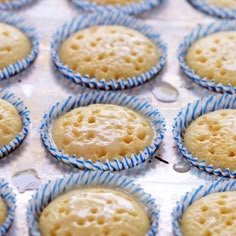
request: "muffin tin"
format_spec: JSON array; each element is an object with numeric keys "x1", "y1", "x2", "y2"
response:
[{"x1": 0, "y1": 1, "x2": 234, "y2": 235}]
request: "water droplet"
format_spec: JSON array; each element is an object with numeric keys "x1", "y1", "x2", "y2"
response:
[
  {"x1": 184, "y1": 80, "x2": 195, "y2": 90},
  {"x1": 12, "y1": 169, "x2": 41, "y2": 193},
  {"x1": 173, "y1": 161, "x2": 191, "y2": 173},
  {"x1": 152, "y1": 82, "x2": 179, "y2": 103}
]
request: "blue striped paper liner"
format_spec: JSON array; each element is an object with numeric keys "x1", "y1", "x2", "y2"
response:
[
  {"x1": 172, "y1": 179, "x2": 236, "y2": 236},
  {"x1": 178, "y1": 20, "x2": 236, "y2": 93},
  {"x1": 27, "y1": 171, "x2": 159, "y2": 236},
  {"x1": 40, "y1": 91, "x2": 166, "y2": 171},
  {"x1": 0, "y1": 89, "x2": 31, "y2": 159},
  {"x1": 173, "y1": 93, "x2": 236, "y2": 178},
  {"x1": 0, "y1": 179, "x2": 16, "y2": 236},
  {"x1": 0, "y1": 0, "x2": 35, "y2": 9},
  {"x1": 0, "y1": 12, "x2": 39, "y2": 81},
  {"x1": 71, "y1": 0, "x2": 163, "y2": 15},
  {"x1": 188, "y1": 0, "x2": 236, "y2": 19},
  {"x1": 51, "y1": 12, "x2": 167, "y2": 91}
]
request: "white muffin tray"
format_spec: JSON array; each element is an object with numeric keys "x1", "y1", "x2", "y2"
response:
[{"x1": 0, "y1": 1, "x2": 224, "y2": 235}]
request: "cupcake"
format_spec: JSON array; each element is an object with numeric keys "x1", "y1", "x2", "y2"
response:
[
  {"x1": 0, "y1": 13, "x2": 39, "y2": 80},
  {"x1": 0, "y1": 89, "x2": 30, "y2": 159},
  {"x1": 59, "y1": 26, "x2": 160, "y2": 83},
  {"x1": 0, "y1": 0, "x2": 35, "y2": 9},
  {"x1": 0, "y1": 179, "x2": 16, "y2": 235},
  {"x1": 39, "y1": 188, "x2": 150, "y2": 236},
  {"x1": 172, "y1": 180, "x2": 236, "y2": 236},
  {"x1": 0, "y1": 197, "x2": 7, "y2": 227},
  {"x1": 52, "y1": 104, "x2": 154, "y2": 163},
  {"x1": 51, "y1": 12, "x2": 167, "y2": 90},
  {"x1": 173, "y1": 93, "x2": 236, "y2": 178},
  {"x1": 188, "y1": 0, "x2": 236, "y2": 19},
  {"x1": 178, "y1": 21, "x2": 236, "y2": 93},
  {"x1": 0, "y1": 22, "x2": 31, "y2": 70},
  {"x1": 0, "y1": 98, "x2": 23, "y2": 148},
  {"x1": 40, "y1": 91, "x2": 166, "y2": 171},
  {"x1": 27, "y1": 172, "x2": 159, "y2": 236},
  {"x1": 87, "y1": 0, "x2": 144, "y2": 5},
  {"x1": 71, "y1": 0, "x2": 163, "y2": 15},
  {"x1": 184, "y1": 109, "x2": 236, "y2": 171},
  {"x1": 204, "y1": 0, "x2": 236, "y2": 9},
  {"x1": 181, "y1": 191, "x2": 236, "y2": 236}
]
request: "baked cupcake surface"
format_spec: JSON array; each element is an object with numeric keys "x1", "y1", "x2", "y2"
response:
[
  {"x1": 184, "y1": 109, "x2": 236, "y2": 170},
  {"x1": 39, "y1": 188, "x2": 150, "y2": 236},
  {"x1": 203, "y1": 0, "x2": 236, "y2": 9},
  {"x1": 0, "y1": 99, "x2": 22, "y2": 149},
  {"x1": 0, "y1": 197, "x2": 7, "y2": 226},
  {"x1": 59, "y1": 25, "x2": 159, "y2": 82},
  {"x1": 0, "y1": 22, "x2": 31, "y2": 70},
  {"x1": 186, "y1": 31, "x2": 236, "y2": 87},
  {"x1": 52, "y1": 104, "x2": 154, "y2": 162},
  {"x1": 88, "y1": 0, "x2": 141, "y2": 5},
  {"x1": 180, "y1": 191, "x2": 236, "y2": 236}
]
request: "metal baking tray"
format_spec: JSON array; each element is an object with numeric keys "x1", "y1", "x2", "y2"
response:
[{"x1": 1, "y1": 1, "x2": 222, "y2": 235}]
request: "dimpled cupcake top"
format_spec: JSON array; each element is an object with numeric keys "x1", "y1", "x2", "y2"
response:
[
  {"x1": 88, "y1": 0, "x2": 141, "y2": 6},
  {"x1": 59, "y1": 25, "x2": 159, "y2": 82},
  {"x1": 0, "y1": 197, "x2": 7, "y2": 226},
  {"x1": 52, "y1": 104, "x2": 154, "y2": 162},
  {"x1": 0, "y1": 98, "x2": 22, "y2": 149},
  {"x1": 39, "y1": 188, "x2": 150, "y2": 236},
  {"x1": 186, "y1": 31, "x2": 236, "y2": 87},
  {"x1": 184, "y1": 109, "x2": 236, "y2": 171},
  {"x1": 203, "y1": 0, "x2": 236, "y2": 9},
  {"x1": 180, "y1": 191, "x2": 236, "y2": 236},
  {"x1": 0, "y1": 22, "x2": 31, "y2": 70}
]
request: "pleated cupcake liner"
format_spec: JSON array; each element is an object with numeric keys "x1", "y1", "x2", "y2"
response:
[
  {"x1": 0, "y1": 0, "x2": 35, "y2": 9},
  {"x1": 172, "y1": 179, "x2": 236, "y2": 236},
  {"x1": 0, "y1": 12, "x2": 39, "y2": 81},
  {"x1": 40, "y1": 91, "x2": 166, "y2": 171},
  {"x1": 51, "y1": 12, "x2": 167, "y2": 91},
  {"x1": 0, "y1": 179, "x2": 16, "y2": 236},
  {"x1": 178, "y1": 20, "x2": 236, "y2": 93},
  {"x1": 27, "y1": 171, "x2": 159, "y2": 236},
  {"x1": 188, "y1": 0, "x2": 236, "y2": 19},
  {"x1": 173, "y1": 93, "x2": 236, "y2": 178},
  {"x1": 71, "y1": 0, "x2": 163, "y2": 15},
  {"x1": 0, "y1": 89, "x2": 31, "y2": 159}
]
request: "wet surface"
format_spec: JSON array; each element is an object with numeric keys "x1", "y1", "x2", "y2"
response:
[
  {"x1": 173, "y1": 161, "x2": 192, "y2": 173},
  {"x1": 12, "y1": 169, "x2": 41, "y2": 193},
  {"x1": 152, "y1": 82, "x2": 179, "y2": 103},
  {"x1": 0, "y1": 1, "x2": 222, "y2": 235}
]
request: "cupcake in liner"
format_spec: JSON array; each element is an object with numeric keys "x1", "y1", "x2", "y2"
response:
[
  {"x1": 0, "y1": 12, "x2": 39, "y2": 81},
  {"x1": 188, "y1": 0, "x2": 236, "y2": 19},
  {"x1": 70, "y1": 0, "x2": 163, "y2": 15},
  {"x1": 0, "y1": 0, "x2": 35, "y2": 9},
  {"x1": 40, "y1": 91, "x2": 166, "y2": 171},
  {"x1": 27, "y1": 171, "x2": 159, "y2": 236},
  {"x1": 51, "y1": 12, "x2": 167, "y2": 91},
  {"x1": 173, "y1": 93, "x2": 236, "y2": 178},
  {"x1": 0, "y1": 89, "x2": 31, "y2": 159},
  {"x1": 178, "y1": 20, "x2": 236, "y2": 94},
  {"x1": 172, "y1": 179, "x2": 236, "y2": 236},
  {"x1": 0, "y1": 179, "x2": 16, "y2": 235}
]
